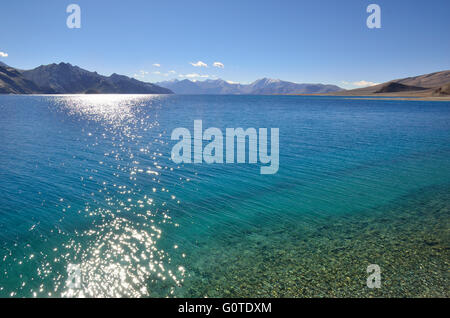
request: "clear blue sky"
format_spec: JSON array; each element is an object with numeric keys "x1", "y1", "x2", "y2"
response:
[{"x1": 1, "y1": 0, "x2": 449, "y2": 88}]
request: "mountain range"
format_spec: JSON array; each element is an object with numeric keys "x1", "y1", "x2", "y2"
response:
[
  {"x1": 1, "y1": 61, "x2": 449, "y2": 98},
  {"x1": 156, "y1": 78, "x2": 343, "y2": 95},
  {"x1": 0, "y1": 62, "x2": 173, "y2": 94}
]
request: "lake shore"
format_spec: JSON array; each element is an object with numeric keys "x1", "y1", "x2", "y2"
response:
[
  {"x1": 287, "y1": 94, "x2": 450, "y2": 101},
  {"x1": 178, "y1": 185, "x2": 450, "y2": 297}
]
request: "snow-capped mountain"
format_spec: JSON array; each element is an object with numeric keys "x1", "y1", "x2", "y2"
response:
[{"x1": 156, "y1": 78, "x2": 343, "y2": 95}]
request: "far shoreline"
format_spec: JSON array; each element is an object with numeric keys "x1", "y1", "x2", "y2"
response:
[
  {"x1": 1, "y1": 93, "x2": 450, "y2": 101},
  {"x1": 287, "y1": 94, "x2": 450, "y2": 102}
]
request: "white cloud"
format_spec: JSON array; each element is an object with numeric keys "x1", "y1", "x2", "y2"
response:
[
  {"x1": 169, "y1": 70, "x2": 176, "y2": 74},
  {"x1": 353, "y1": 80, "x2": 379, "y2": 87},
  {"x1": 179, "y1": 73, "x2": 209, "y2": 79},
  {"x1": 153, "y1": 71, "x2": 161, "y2": 75},
  {"x1": 153, "y1": 63, "x2": 161, "y2": 67},
  {"x1": 0, "y1": 51, "x2": 8, "y2": 57},
  {"x1": 226, "y1": 80, "x2": 240, "y2": 84},
  {"x1": 342, "y1": 80, "x2": 380, "y2": 88},
  {"x1": 213, "y1": 62, "x2": 224, "y2": 68},
  {"x1": 133, "y1": 70, "x2": 149, "y2": 79},
  {"x1": 190, "y1": 61, "x2": 208, "y2": 67}
]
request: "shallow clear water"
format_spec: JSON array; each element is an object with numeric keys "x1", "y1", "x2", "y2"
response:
[{"x1": 0, "y1": 95, "x2": 448, "y2": 297}]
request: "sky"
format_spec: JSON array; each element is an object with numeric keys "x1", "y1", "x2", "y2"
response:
[{"x1": 0, "y1": 0, "x2": 449, "y2": 88}]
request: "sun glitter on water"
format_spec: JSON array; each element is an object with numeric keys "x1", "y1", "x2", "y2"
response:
[{"x1": 46, "y1": 95, "x2": 185, "y2": 297}]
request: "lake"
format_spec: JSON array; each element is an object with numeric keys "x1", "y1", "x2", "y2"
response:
[{"x1": 0, "y1": 95, "x2": 448, "y2": 297}]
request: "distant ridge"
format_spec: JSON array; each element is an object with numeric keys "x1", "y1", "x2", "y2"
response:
[
  {"x1": 329, "y1": 70, "x2": 450, "y2": 98},
  {"x1": 375, "y1": 82, "x2": 427, "y2": 93},
  {"x1": 156, "y1": 78, "x2": 343, "y2": 95},
  {"x1": 396, "y1": 71, "x2": 450, "y2": 88},
  {"x1": 0, "y1": 62, "x2": 173, "y2": 95}
]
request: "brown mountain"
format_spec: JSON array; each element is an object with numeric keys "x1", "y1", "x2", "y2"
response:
[
  {"x1": 374, "y1": 82, "x2": 427, "y2": 93},
  {"x1": 329, "y1": 70, "x2": 450, "y2": 98},
  {"x1": 396, "y1": 70, "x2": 450, "y2": 88}
]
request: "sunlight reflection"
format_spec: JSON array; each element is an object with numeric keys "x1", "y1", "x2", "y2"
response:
[
  {"x1": 47, "y1": 94, "x2": 185, "y2": 298},
  {"x1": 52, "y1": 95, "x2": 162, "y2": 128}
]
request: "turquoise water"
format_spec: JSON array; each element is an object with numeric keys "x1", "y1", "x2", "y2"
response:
[{"x1": 0, "y1": 95, "x2": 448, "y2": 297}]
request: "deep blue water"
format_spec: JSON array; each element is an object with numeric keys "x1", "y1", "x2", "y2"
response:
[{"x1": 0, "y1": 95, "x2": 449, "y2": 297}]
